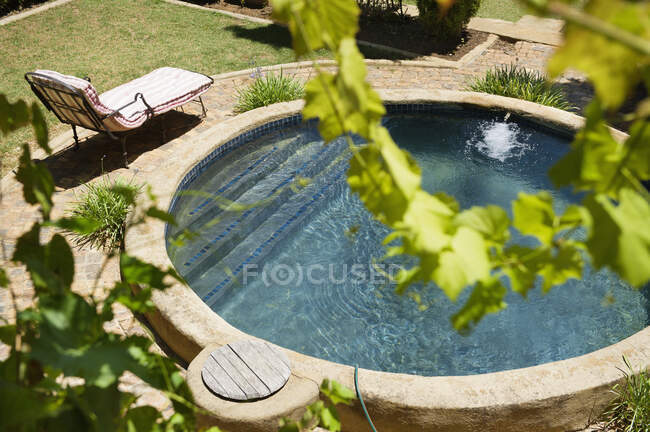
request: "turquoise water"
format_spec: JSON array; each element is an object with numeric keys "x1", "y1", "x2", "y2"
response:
[{"x1": 168, "y1": 111, "x2": 649, "y2": 376}]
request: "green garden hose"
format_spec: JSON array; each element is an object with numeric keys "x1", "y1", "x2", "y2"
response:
[{"x1": 354, "y1": 365, "x2": 379, "y2": 432}]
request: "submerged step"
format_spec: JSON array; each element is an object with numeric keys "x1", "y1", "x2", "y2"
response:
[
  {"x1": 190, "y1": 158, "x2": 350, "y2": 304},
  {"x1": 174, "y1": 138, "x2": 350, "y2": 282}
]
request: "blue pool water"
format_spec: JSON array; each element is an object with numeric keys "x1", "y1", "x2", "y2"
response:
[{"x1": 167, "y1": 110, "x2": 649, "y2": 376}]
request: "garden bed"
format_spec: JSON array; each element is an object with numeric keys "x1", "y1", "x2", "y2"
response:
[{"x1": 192, "y1": 1, "x2": 489, "y2": 60}]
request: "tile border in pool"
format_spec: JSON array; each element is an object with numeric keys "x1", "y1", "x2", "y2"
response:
[{"x1": 125, "y1": 90, "x2": 647, "y2": 432}]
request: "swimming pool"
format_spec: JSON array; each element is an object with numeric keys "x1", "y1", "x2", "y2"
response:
[{"x1": 166, "y1": 107, "x2": 649, "y2": 377}]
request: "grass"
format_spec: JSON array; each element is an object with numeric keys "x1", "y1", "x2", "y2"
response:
[
  {"x1": 466, "y1": 65, "x2": 571, "y2": 110},
  {"x1": 602, "y1": 358, "x2": 650, "y2": 432},
  {"x1": 67, "y1": 176, "x2": 140, "y2": 251},
  {"x1": 402, "y1": 0, "x2": 527, "y2": 22},
  {"x1": 0, "y1": 0, "x2": 332, "y2": 177},
  {"x1": 235, "y1": 70, "x2": 304, "y2": 113}
]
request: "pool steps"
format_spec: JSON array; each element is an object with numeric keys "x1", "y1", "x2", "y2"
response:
[{"x1": 169, "y1": 131, "x2": 353, "y2": 303}]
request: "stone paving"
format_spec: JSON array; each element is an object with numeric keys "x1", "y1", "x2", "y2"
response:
[{"x1": 0, "y1": 22, "x2": 596, "y2": 428}]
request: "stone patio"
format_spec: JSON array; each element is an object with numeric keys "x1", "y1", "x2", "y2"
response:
[{"x1": 0, "y1": 20, "x2": 599, "y2": 429}]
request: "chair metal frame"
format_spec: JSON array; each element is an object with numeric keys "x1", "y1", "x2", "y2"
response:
[{"x1": 25, "y1": 72, "x2": 211, "y2": 167}]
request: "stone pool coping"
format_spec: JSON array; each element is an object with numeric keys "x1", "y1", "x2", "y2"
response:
[{"x1": 124, "y1": 90, "x2": 649, "y2": 432}]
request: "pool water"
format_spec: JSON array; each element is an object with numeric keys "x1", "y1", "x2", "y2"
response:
[{"x1": 167, "y1": 111, "x2": 649, "y2": 376}]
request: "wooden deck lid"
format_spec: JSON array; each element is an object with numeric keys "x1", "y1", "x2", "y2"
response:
[{"x1": 201, "y1": 340, "x2": 291, "y2": 401}]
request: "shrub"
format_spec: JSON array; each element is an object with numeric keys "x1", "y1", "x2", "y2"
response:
[
  {"x1": 67, "y1": 176, "x2": 141, "y2": 251},
  {"x1": 357, "y1": 0, "x2": 405, "y2": 19},
  {"x1": 466, "y1": 65, "x2": 571, "y2": 110},
  {"x1": 602, "y1": 358, "x2": 650, "y2": 432},
  {"x1": 416, "y1": 0, "x2": 480, "y2": 40},
  {"x1": 235, "y1": 70, "x2": 304, "y2": 113}
]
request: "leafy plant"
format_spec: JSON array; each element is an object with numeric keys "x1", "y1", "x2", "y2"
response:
[
  {"x1": 0, "y1": 100, "x2": 215, "y2": 431},
  {"x1": 271, "y1": 0, "x2": 650, "y2": 337},
  {"x1": 235, "y1": 71, "x2": 305, "y2": 113},
  {"x1": 416, "y1": 0, "x2": 481, "y2": 40},
  {"x1": 357, "y1": 0, "x2": 405, "y2": 18},
  {"x1": 67, "y1": 176, "x2": 141, "y2": 251},
  {"x1": 602, "y1": 357, "x2": 650, "y2": 432},
  {"x1": 0, "y1": 94, "x2": 353, "y2": 431},
  {"x1": 279, "y1": 379, "x2": 356, "y2": 432},
  {"x1": 466, "y1": 65, "x2": 572, "y2": 110}
]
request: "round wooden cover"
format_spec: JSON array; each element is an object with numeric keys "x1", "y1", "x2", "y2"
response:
[{"x1": 201, "y1": 340, "x2": 291, "y2": 401}]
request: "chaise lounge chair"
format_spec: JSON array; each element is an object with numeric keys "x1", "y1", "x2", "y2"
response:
[{"x1": 25, "y1": 67, "x2": 214, "y2": 167}]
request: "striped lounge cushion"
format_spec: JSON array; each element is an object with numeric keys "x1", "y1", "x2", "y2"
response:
[{"x1": 33, "y1": 68, "x2": 213, "y2": 131}]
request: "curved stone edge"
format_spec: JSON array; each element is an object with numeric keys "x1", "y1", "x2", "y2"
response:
[
  {"x1": 124, "y1": 90, "x2": 649, "y2": 432},
  {"x1": 188, "y1": 344, "x2": 320, "y2": 432}
]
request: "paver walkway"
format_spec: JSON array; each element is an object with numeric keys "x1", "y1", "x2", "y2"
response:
[{"x1": 0, "y1": 26, "x2": 595, "y2": 425}]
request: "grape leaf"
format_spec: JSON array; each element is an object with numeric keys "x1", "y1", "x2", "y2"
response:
[
  {"x1": 513, "y1": 191, "x2": 556, "y2": 245},
  {"x1": 451, "y1": 277, "x2": 507, "y2": 333},
  {"x1": 271, "y1": 0, "x2": 359, "y2": 55},
  {"x1": 455, "y1": 205, "x2": 510, "y2": 245},
  {"x1": 15, "y1": 144, "x2": 55, "y2": 219},
  {"x1": 431, "y1": 227, "x2": 491, "y2": 301},
  {"x1": 584, "y1": 189, "x2": 650, "y2": 287},
  {"x1": 547, "y1": 0, "x2": 650, "y2": 109},
  {"x1": 538, "y1": 242, "x2": 583, "y2": 292}
]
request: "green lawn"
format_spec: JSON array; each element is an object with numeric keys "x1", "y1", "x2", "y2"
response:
[
  {"x1": 0, "y1": 0, "x2": 527, "y2": 176},
  {"x1": 402, "y1": 0, "x2": 528, "y2": 22},
  {"x1": 0, "y1": 0, "x2": 326, "y2": 176}
]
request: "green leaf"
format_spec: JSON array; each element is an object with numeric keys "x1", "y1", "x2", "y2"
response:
[
  {"x1": 30, "y1": 102, "x2": 50, "y2": 153},
  {"x1": 455, "y1": 205, "x2": 510, "y2": 245},
  {"x1": 120, "y1": 254, "x2": 180, "y2": 289},
  {"x1": 513, "y1": 191, "x2": 555, "y2": 245},
  {"x1": 549, "y1": 102, "x2": 627, "y2": 197},
  {"x1": 547, "y1": 0, "x2": 650, "y2": 109},
  {"x1": 0, "y1": 268, "x2": 8, "y2": 288},
  {"x1": 433, "y1": 191, "x2": 460, "y2": 213},
  {"x1": 146, "y1": 207, "x2": 177, "y2": 226},
  {"x1": 538, "y1": 243, "x2": 583, "y2": 292},
  {"x1": 502, "y1": 245, "x2": 548, "y2": 297},
  {"x1": 15, "y1": 144, "x2": 55, "y2": 219},
  {"x1": 0, "y1": 379, "x2": 65, "y2": 429},
  {"x1": 271, "y1": 0, "x2": 359, "y2": 55},
  {"x1": 46, "y1": 216, "x2": 102, "y2": 235},
  {"x1": 318, "y1": 406, "x2": 341, "y2": 432},
  {"x1": 584, "y1": 189, "x2": 650, "y2": 287},
  {"x1": 431, "y1": 227, "x2": 491, "y2": 301},
  {"x1": 0, "y1": 325, "x2": 16, "y2": 345},
  {"x1": 451, "y1": 277, "x2": 507, "y2": 334},
  {"x1": 68, "y1": 383, "x2": 124, "y2": 432},
  {"x1": 622, "y1": 119, "x2": 650, "y2": 181},
  {"x1": 303, "y1": 41, "x2": 384, "y2": 142},
  {"x1": 13, "y1": 226, "x2": 75, "y2": 294},
  {"x1": 0, "y1": 95, "x2": 29, "y2": 135},
  {"x1": 125, "y1": 406, "x2": 162, "y2": 432},
  {"x1": 320, "y1": 379, "x2": 355, "y2": 406}
]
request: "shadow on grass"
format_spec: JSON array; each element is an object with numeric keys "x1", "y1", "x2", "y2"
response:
[
  {"x1": 41, "y1": 111, "x2": 201, "y2": 189},
  {"x1": 223, "y1": 23, "x2": 411, "y2": 61},
  {"x1": 223, "y1": 24, "x2": 293, "y2": 51}
]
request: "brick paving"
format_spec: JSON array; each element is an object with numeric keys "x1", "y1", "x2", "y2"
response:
[{"x1": 0, "y1": 28, "x2": 596, "y2": 426}]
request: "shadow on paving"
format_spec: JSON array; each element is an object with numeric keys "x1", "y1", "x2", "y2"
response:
[{"x1": 39, "y1": 111, "x2": 201, "y2": 189}]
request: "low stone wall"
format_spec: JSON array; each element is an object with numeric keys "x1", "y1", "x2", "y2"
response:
[{"x1": 124, "y1": 90, "x2": 649, "y2": 432}]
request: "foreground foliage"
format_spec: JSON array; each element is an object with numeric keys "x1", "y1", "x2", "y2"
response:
[
  {"x1": 271, "y1": 0, "x2": 650, "y2": 335},
  {"x1": 0, "y1": 98, "x2": 354, "y2": 431},
  {"x1": 67, "y1": 176, "x2": 141, "y2": 251},
  {"x1": 603, "y1": 358, "x2": 650, "y2": 432},
  {"x1": 466, "y1": 64, "x2": 571, "y2": 110},
  {"x1": 235, "y1": 70, "x2": 305, "y2": 113}
]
